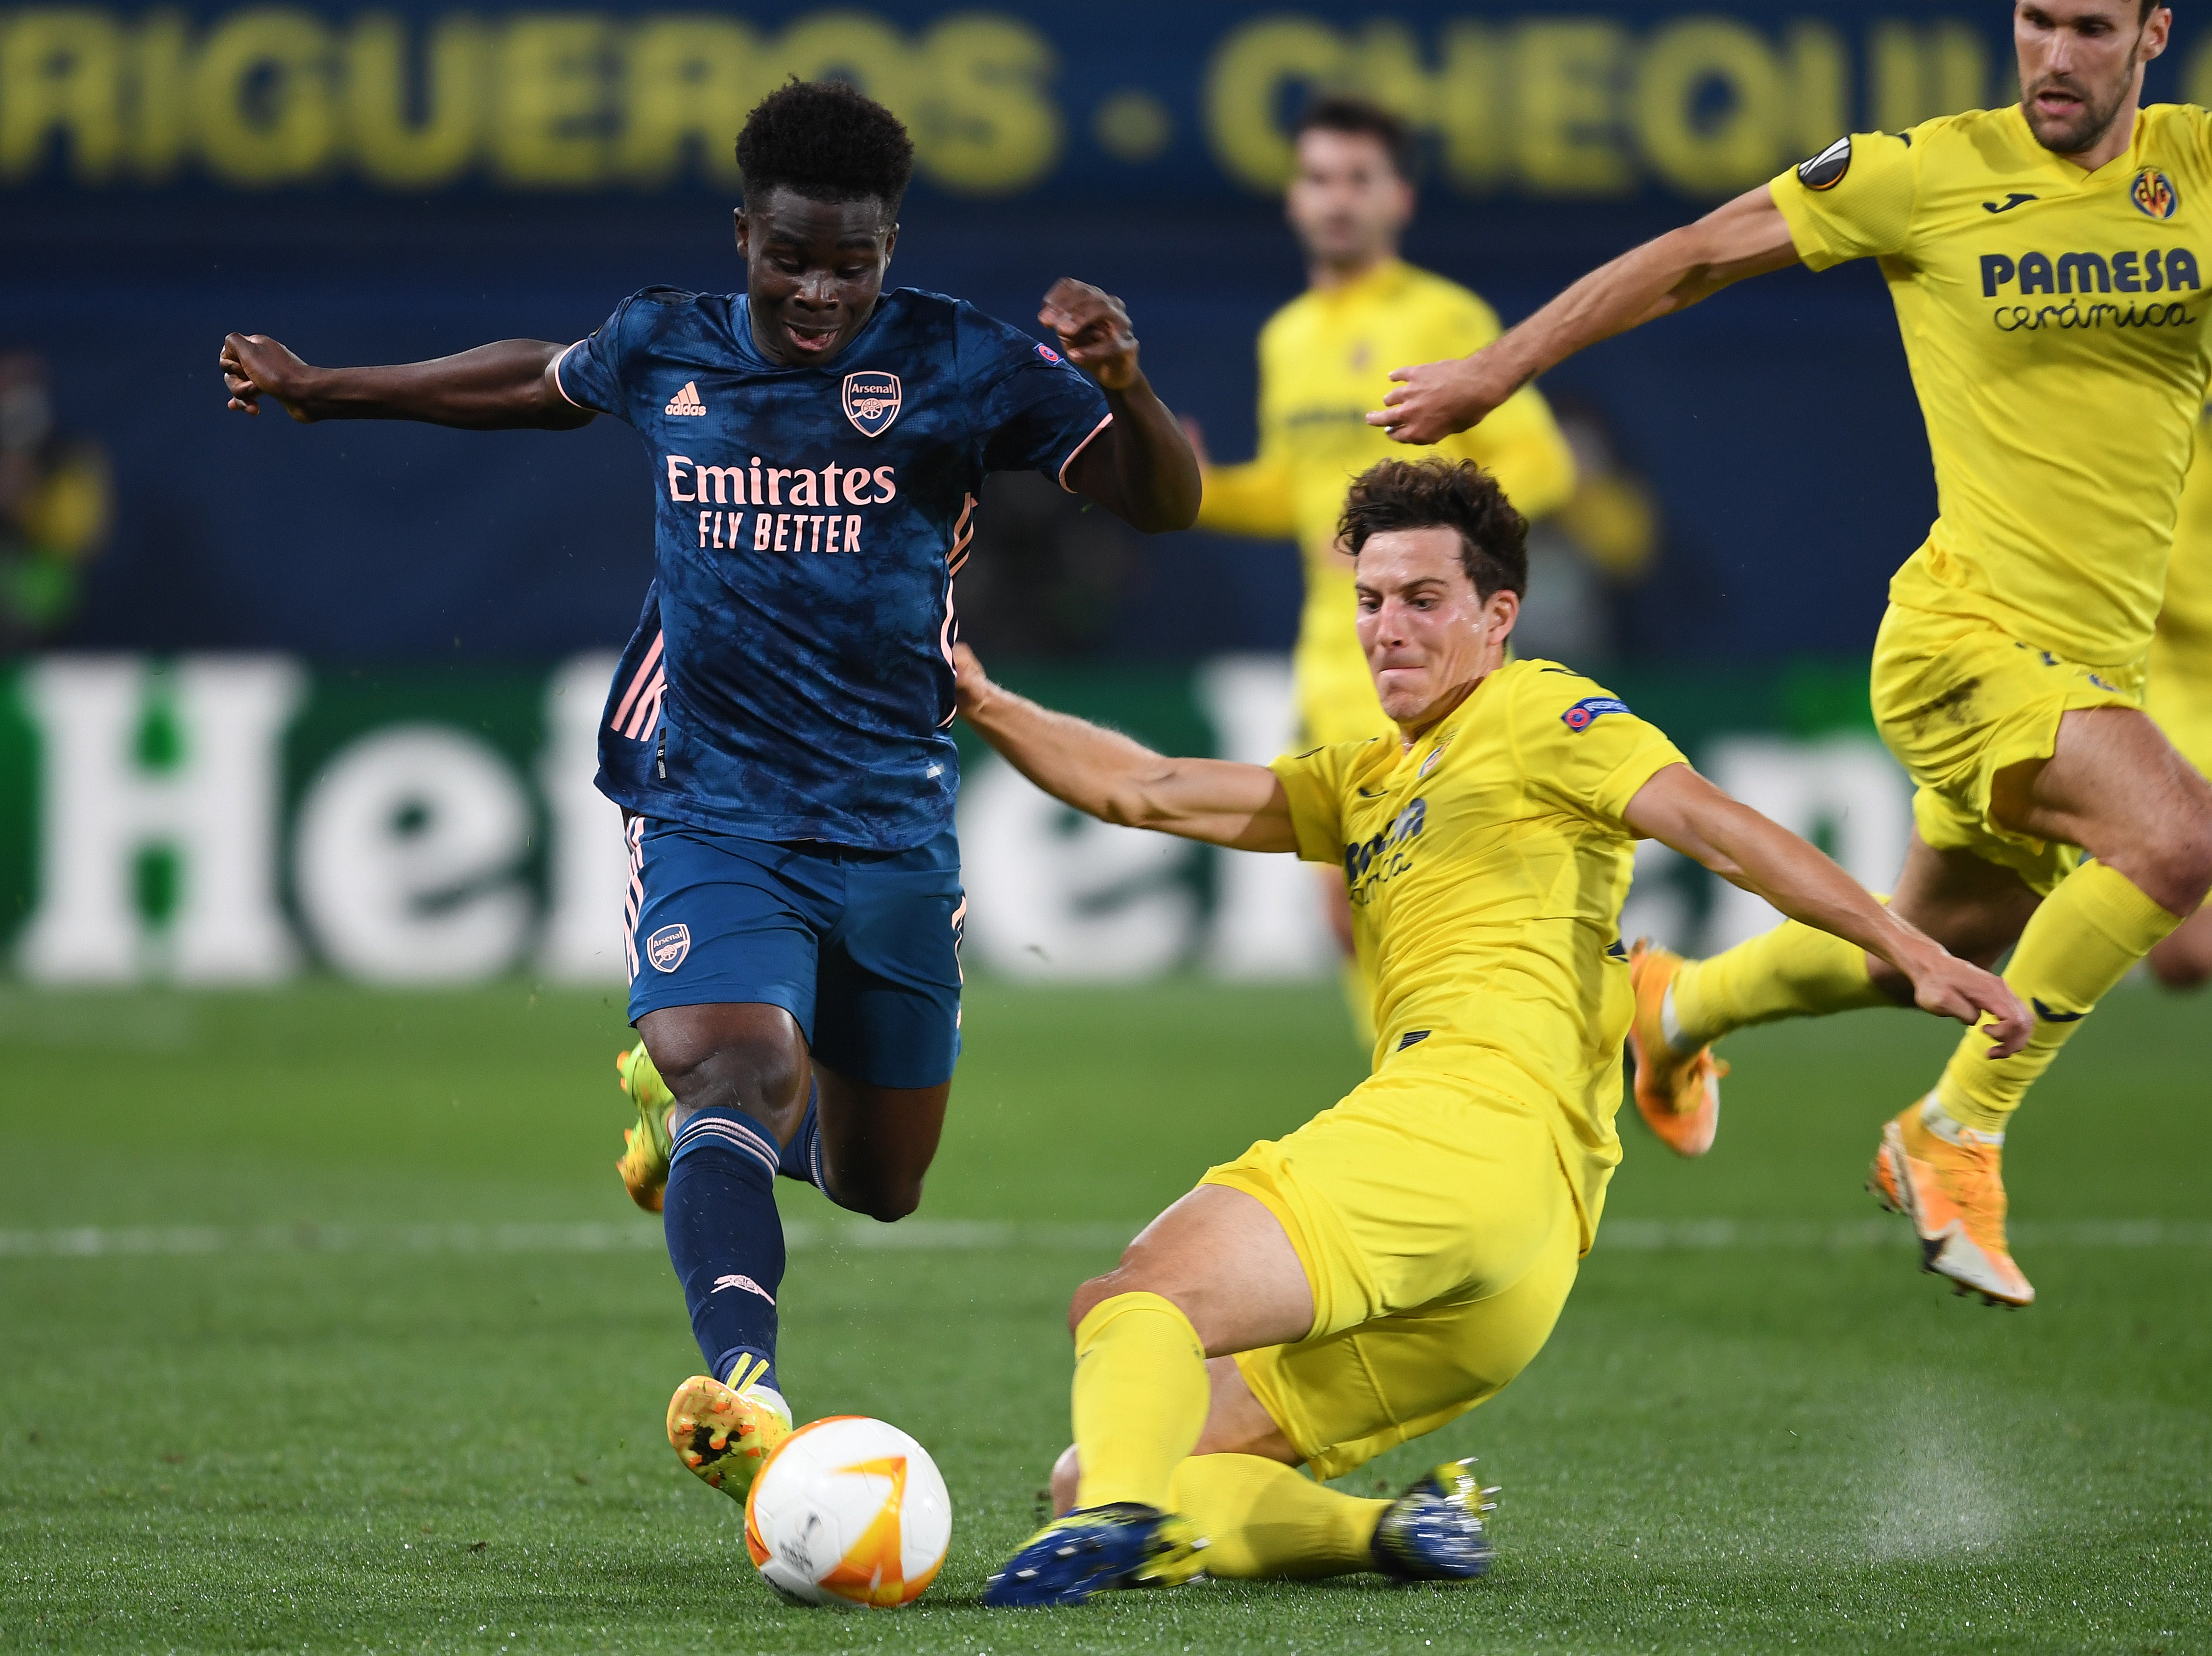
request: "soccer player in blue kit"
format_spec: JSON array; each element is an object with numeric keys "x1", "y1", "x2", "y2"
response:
[{"x1": 219, "y1": 80, "x2": 1201, "y2": 1502}]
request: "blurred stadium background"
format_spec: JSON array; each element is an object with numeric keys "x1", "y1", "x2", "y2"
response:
[{"x1": 17, "y1": 0, "x2": 2212, "y2": 984}]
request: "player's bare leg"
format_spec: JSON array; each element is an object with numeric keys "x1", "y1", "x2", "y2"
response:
[
  {"x1": 1042, "y1": 1235, "x2": 1497, "y2": 1583},
  {"x1": 2148, "y1": 906, "x2": 2212, "y2": 988},
  {"x1": 641, "y1": 1003, "x2": 953, "y2": 1500},
  {"x1": 1877, "y1": 708, "x2": 2212, "y2": 1304},
  {"x1": 984, "y1": 1189, "x2": 1307, "y2": 1605}
]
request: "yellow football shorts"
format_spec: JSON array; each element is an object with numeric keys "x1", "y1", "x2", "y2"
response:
[
  {"x1": 1198, "y1": 1037, "x2": 1582, "y2": 1481},
  {"x1": 2147, "y1": 630, "x2": 2212, "y2": 780},
  {"x1": 1870, "y1": 602, "x2": 2146, "y2": 896}
]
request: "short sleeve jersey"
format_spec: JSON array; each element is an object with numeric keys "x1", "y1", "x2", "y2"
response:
[
  {"x1": 558, "y1": 287, "x2": 1112, "y2": 848},
  {"x1": 1769, "y1": 105, "x2": 2212, "y2": 669},
  {"x1": 1268, "y1": 658, "x2": 1686, "y2": 1240}
]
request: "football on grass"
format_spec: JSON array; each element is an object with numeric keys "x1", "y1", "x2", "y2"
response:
[{"x1": 744, "y1": 1416, "x2": 952, "y2": 1608}]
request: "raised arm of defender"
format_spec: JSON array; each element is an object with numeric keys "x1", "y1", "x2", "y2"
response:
[
  {"x1": 955, "y1": 644, "x2": 2030, "y2": 1055},
  {"x1": 953, "y1": 645, "x2": 1297, "y2": 853},
  {"x1": 1620, "y1": 765, "x2": 2030, "y2": 1056},
  {"x1": 1367, "y1": 186, "x2": 1800, "y2": 447}
]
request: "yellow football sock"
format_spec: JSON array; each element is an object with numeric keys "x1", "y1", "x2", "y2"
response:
[
  {"x1": 1165, "y1": 1453, "x2": 1387, "y2": 1580},
  {"x1": 1338, "y1": 956, "x2": 1377, "y2": 1056},
  {"x1": 1669, "y1": 916, "x2": 1895, "y2": 1046},
  {"x1": 1937, "y1": 861, "x2": 2180, "y2": 1131},
  {"x1": 1070, "y1": 1293, "x2": 1210, "y2": 1512}
]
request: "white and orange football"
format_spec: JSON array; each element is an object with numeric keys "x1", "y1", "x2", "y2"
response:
[{"x1": 743, "y1": 1416, "x2": 952, "y2": 1608}]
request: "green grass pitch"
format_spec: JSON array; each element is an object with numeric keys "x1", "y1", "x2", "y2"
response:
[{"x1": 1, "y1": 978, "x2": 2207, "y2": 1653}]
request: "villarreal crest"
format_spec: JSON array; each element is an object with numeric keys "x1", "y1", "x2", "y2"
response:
[
  {"x1": 842, "y1": 371, "x2": 902, "y2": 437},
  {"x1": 2132, "y1": 168, "x2": 2180, "y2": 220}
]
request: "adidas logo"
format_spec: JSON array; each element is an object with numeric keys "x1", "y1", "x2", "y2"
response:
[{"x1": 664, "y1": 381, "x2": 706, "y2": 416}]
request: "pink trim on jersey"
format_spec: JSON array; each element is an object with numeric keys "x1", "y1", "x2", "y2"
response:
[
  {"x1": 620, "y1": 671, "x2": 665, "y2": 742},
  {"x1": 947, "y1": 492, "x2": 977, "y2": 576},
  {"x1": 622, "y1": 816, "x2": 645, "y2": 981},
  {"x1": 937, "y1": 586, "x2": 958, "y2": 729},
  {"x1": 1056, "y1": 412, "x2": 1115, "y2": 493},
  {"x1": 609, "y1": 631, "x2": 664, "y2": 733},
  {"x1": 551, "y1": 342, "x2": 592, "y2": 411}
]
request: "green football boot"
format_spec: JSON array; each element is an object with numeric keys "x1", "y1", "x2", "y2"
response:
[{"x1": 614, "y1": 1041, "x2": 675, "y2": 1213}]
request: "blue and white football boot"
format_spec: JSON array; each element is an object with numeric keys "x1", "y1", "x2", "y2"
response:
[
  {"x1": 982, "y1": 1503, "x2": 1207, "y2": 1607},
  {"x1": 1371, "y1": 1459, "x2": 1500, "y2": 1580}
]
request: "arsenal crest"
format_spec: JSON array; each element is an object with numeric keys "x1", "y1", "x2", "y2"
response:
[
  {"x1": 646, "y1": 923, "x2": 690, "y2": 972},
  {"x1": 842, "y1": 371, "x2": 902, "y2": 437}
]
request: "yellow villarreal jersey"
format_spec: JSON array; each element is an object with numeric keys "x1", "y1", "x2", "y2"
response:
[
  {"x1": 2160, "y1": 400, "x2": 2212, "y2": 656},
  {"x1": 1198, "y1": 262, "x2": 1575, "y2": 699},
  {"x1": 1771, "y1": 104, "x2": 2212, "y2": 667},
  {"x1": 1269, "y1": 658, "x2": 1687, "y2": 1241}
]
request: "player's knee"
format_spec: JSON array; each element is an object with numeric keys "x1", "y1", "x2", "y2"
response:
[
  {"x1": 840, "y1": 1173, "x2": 924, "y2": 1224},
  {"x1": 1065, "y1": 1263, "x2": 1178, "y2": 1337},
  {"x1": 650, "y1": 1029, "x2": 806, "y2": 1132},
  {"x1": 2132, "y1": 823, "x2": 2212, "y2": 912}
]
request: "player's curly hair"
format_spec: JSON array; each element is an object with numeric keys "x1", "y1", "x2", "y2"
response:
[
  {"x1": 1338, "y1": 458, "x2": 1528, "y2": 599},
  {"x1": 735, "y1": 80, "x2": 916, "y2": 212}
]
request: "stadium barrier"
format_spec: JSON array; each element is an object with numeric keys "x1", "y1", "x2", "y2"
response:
[{"x1": 0, "y1": 652, "x2": 1905, "y2": 985}]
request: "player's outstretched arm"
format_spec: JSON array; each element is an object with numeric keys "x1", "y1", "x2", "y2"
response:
[
  {"x1": 953, "y1": 645, "x2": 1295, "y2": 852},
  {"x1": 1039, "y1": 279, "x2": 1202, "y2": 532},
  {"x1": 1368, "y1": 185, "x2": 1801, "y2": 446},
  {"x1": 1622, "y1": 764, "x2": 2033, "y2": 1057},
  {"x1": 220, "y1": 334, "x2": 595, "y2": 431}
]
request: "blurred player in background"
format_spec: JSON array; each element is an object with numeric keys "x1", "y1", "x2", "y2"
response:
[
  {"x1": 2143, "y1": 398, "x2": 2212, "y2": 989},
  {"x1": 0, "y1": 351, "x2": 111, "y2": 650},
  {"x1": 958, "y1": 459, "x2": 2025, "y2": 1604},
  {"x1": 221, "y1": 82, "x2": 1199, "y2": 1507},
  {"x1": 1376, "y1": 0, "x2": 2212, "y2": 1308},
  {"x1": 1186, "y1": 96, "x2": 1575, "y2": 1051}
]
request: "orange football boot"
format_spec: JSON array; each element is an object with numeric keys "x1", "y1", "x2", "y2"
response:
[
  {"x1": 667, "y1": 1367, "x2": 792, "y2": 1504},
  {"x1": 1626, "y1": 941, "x2": 1728, "y2": 1157},
  {"x1": 1870, "y1": 1095, "x2": 2034, "y2": 1307}
]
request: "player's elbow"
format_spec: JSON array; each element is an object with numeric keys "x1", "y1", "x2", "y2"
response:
[{"x1": 1097, "y1": 780, "x2": 1166, "y2": 831}]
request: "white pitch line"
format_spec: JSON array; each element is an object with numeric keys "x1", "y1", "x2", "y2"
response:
[{"x1": 0, "y1": 1217, "x2": 2206, "y2": 1263}]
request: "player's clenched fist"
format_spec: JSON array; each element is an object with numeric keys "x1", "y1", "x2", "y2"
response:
[
  {"x1": 221, "y1": 333, "x2": 316, "y2": 422},
  {"x1": 1365, "y1": 347, "x2": 1524, "y2": 446},
  {"x1": 1039, "y1": 279, "x2": 1142, "y2": 390}
]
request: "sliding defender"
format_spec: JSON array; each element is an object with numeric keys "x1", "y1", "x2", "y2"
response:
[{"x1": 959, "y1": 458, "x2": 2025, "y2": 1605}]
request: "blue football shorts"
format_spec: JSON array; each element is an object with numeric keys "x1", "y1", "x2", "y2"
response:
[{"x1": 624, "y1": 817, "x2": 965, "y2": 1090}]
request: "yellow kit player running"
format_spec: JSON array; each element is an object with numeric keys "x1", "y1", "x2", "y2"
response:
[
  {"x1": 1188, "y1": 96, "x2": 1574, "y2": 1048},
  {"x1": 1375, "y1": 0, "x2": 2212, "y2": 1307},
  {"x1": 961, "y1": 460, "x2": 2024, "y2": 1606},
  {"x1": 2146, "y1": 398, "x2": 2212, "y2": 986}
]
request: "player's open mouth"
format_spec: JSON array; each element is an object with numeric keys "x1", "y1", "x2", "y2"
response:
[{"x1": 784, "y1": 323, "x2": 841, "y2": 356}]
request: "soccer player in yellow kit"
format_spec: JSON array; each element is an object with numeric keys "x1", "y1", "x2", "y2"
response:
[
  {"x1": 2147, "y1": 400, "x2": 2212, "y2": 986},
  {"x1": 962, "y1": 459, "x2": 2024, "y2": 1605},
  {"x1": 1189, "y1": 96, "x2": 1575, "y2": 1048},
  {"x1": 1376, "y1": 0, "x2": 2212, "y2": 1308}
]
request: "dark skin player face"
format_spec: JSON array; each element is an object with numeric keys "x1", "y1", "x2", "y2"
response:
[{"x1": 734, "y1": 189, "x2": 899, "y2": 367}]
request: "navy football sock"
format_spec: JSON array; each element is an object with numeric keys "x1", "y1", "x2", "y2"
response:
[
  {"x1": 664, "y1": 1108, "x2": 785, "y2": 1395},
  {"x1": 775, "y1": 1077, "x2": 827, "y2": 1190},
  {"x1": 774, "y1": 1077, "x2": 870, "y2": 1215}
]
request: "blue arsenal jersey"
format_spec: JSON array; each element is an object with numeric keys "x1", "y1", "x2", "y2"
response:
[{"x1": 557, "y1": 286, "x2": 1112, "y2": 849}]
